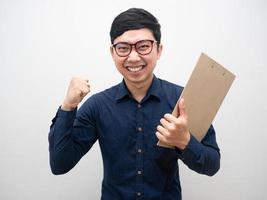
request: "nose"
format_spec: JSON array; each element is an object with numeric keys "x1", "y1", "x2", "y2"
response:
[{"x1": 127, "y1": 47, "x2": 141, "y2": 62}]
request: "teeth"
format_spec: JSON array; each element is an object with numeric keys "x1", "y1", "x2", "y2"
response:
[{"x1": 127, "y1": 66, "x2": 143, "y2": 72}]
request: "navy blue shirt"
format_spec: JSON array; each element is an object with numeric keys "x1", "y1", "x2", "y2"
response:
[{"x1": 49, "y1": 76, "x2": 220, "y2": 200}]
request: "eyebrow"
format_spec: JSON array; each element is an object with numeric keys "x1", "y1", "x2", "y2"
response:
[{"x1": 114, "y1": 39, "x2": 154, "y2": 44}]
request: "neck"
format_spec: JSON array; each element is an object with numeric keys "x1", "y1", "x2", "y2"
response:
[{"x1": 125, "y1": 76, "x2": 154, "y2": 103}]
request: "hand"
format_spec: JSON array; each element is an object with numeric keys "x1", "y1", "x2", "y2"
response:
[
  {"x1": 156, "y1": 98, "x2": 190, "y2": 150},
  {"x1": 61, "y1": 77, "x2": 90, "y2": 111}
]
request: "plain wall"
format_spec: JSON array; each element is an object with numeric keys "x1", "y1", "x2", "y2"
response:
[{"x1": 1, "y1": 0, "x2": 266, "y2": 199}]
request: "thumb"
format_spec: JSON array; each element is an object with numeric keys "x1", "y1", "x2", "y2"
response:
[{"x1": 178, "y1": 98, "x2": 187, "y2": 119}]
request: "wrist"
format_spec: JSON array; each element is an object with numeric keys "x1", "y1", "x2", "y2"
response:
[
  {"x1": 61, "y1": 101, "x2": 77, "y2": 111},
  {"x1": 176, "y1": 132, "x2": 191, "y2": 150}
]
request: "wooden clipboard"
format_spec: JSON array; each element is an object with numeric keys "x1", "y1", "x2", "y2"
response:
[{"x1": 158, "y1": 53, "x2": 236, "y2": 148}]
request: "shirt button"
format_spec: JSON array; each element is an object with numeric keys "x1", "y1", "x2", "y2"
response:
[
  {"x1": 137, "y1": 149, "x2": 142, "y2": 153},
  {"x1": 137, "y1": 192, "x2": 142, "y2": 196},
  {"x1": 137, "y1": 170, "x2": 142, "y2": 175},
  {"x1": 137, "y1": 104, "x2": 141, "y2": 108},
  {"x1": 138, "y1": 127, "x2": 142, "y2": 132}
]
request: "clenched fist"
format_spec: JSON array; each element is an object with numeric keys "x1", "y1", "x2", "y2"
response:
[{"x1": 61, "y1": 77, "x2": 90, "y2": 111}]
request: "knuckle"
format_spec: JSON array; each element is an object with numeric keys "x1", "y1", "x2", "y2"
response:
[
  {"x1": 166, "y1": 131, "x2": 172, "y2": 137},
  {"x1": 168, "y1": 125, "x2": 175, "y2": 132},
  {"x1": 76, "y1": 90, "x2": 82, "y2": 97}
]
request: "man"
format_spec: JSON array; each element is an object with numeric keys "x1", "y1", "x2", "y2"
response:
[{"x1": 49, "y1": 8, "x2": 220, "y2": 200}]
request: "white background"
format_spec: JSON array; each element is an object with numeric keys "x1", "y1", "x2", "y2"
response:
[{"x1": 1, "y1": 0, "x2": 266, "y2": 199}]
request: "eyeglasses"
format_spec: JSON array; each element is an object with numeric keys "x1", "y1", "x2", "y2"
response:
[{"x1": 112, "y1": 39, "x2": 157, "y2": 57}]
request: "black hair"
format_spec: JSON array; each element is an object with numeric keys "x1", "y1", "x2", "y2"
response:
[{"x1": 110, "y1": 8, "x2": 161, "y2": 44}]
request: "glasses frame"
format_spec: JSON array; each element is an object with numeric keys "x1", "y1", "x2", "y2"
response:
[{"x1": 112, "y1": 39, "x2": 157, "y2": 57}]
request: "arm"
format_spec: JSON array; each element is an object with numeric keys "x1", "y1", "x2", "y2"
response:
[
  {"x1": 156, "y1": 98, "x2": 220, "y2": 176},
  {"x1": 176, "y1": 125, "x2": 220, "y2": 176},
  {"x1": 48, "y1": 77, "x2": 97, "y2": 175}
]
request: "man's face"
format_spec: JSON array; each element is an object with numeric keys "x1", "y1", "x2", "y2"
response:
[{"x1": 110, "y1": 28, "x2": 162, "y2": 87}]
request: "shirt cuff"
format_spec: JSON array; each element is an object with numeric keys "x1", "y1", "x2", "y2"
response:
[
  {"x1": 51, "y1": 106, "x2": 77, "y2": 125},
  {"x1": 58, "y1": 106, "x2": 77, "y2": 117},
  {"x1": 176, "y1": 134, "x2": 203, "y2": 162}
]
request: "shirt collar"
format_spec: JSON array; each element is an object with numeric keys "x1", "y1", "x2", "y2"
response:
[
  {"x1": 115, "y1": 75, "x2": 162, "y2": 102},
  {"x1": 115, "y1": 79, "x2": 131, "y2": 101},
  {"x1": 146, "y1": 75, "x2": 162, "y2": 101}
]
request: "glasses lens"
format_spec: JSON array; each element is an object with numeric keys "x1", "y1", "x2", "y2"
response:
[
  {"x1": 136, "y1": 40, "x2": 153, "y2": 55},
  {"x1": 115, "y1": 43, "x2": 131, "y2": 56},
  {"x1": 113, "y1": 40, "x2": 155, "y2": 57}
]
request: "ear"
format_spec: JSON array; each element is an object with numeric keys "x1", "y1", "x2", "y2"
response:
[{"x1": 157, "y1": 44, "x2": 163, "y2": 60}]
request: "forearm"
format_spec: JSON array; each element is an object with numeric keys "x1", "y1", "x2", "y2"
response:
[
  {"x1": 177, "y1": 125, "x2": 221, "y2": 176},
  {"x1": 178, "y1": 135, "x2": 220, "y2": 176},
  {"x1": 48, "y1": 108, "x2": 88, "y2": 175}
]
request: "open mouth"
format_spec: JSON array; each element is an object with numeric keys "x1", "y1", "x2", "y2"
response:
[{"x1": 126, "y1": 65, "x2": 145, "y2": 72}]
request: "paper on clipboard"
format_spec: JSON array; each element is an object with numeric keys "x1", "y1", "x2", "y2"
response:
[{"x1": 158, "y1": 53, "x2": 236, "y2": 148}]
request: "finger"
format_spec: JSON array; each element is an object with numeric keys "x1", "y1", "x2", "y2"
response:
[
  {"x1": 84, "y1": 82, "x2": 90, "y2": 89},
  {"x1": 178, "y1": 98, "x2": 187, "y2": 119},
  {"x1": 79, "y1": 90, "x2": 86, "y2": 97},
  {"x1": 77, "y1": 78, "x2": 89, "y2": 86},
  {"x1": 155, "y1": 131, "x2": 167, "y2": 143},
  {"x1": 77, "y1": 90, "x2": 85, "y2": 98},
  {"x1": 164, "y1": 113, "x2": 187, "y2": 132},
  {"x1": 156, "y1": 125, "x2": 169, "y2": 137},
  {"x1": 79, "y1": 85, "x2": 90, "y2": 96},
  {"x1": 160, "y1": 118, "x2": 175, "y2": 130},
  {"x1": 82, "y1": 80, "x2": 90, "y2": 91},
  {"x1": 163, "y1": 113, "x2": 179, "y2": 124},
  {"x1": 81, "y1": 87, "x2": 90, "y2": 96},
  {"x1": 83, "y1": 79, "x2": 90, "y2": 88}
]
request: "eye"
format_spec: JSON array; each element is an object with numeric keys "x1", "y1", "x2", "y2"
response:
[
  {"x1": 138, "y1": 44, "x2": 150, "y2": 50},
  {"x1": 136, "y1": 41, "x2": 151, "y2": 51},
  {"x1": 116, "y1": 44, "x2": 130, "y2": 52}
]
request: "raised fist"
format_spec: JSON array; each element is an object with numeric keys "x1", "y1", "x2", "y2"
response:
[{"x1": 61, "y1": 77, "x2": 90, "y2": 111}]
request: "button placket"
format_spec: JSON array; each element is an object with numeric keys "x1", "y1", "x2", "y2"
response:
[{"x1": 135, "y1": 102, "x2": 144, "y2": 198}]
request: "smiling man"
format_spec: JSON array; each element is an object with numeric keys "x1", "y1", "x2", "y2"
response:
[
  {"x1": 49, "y1": 8, "x2": 220, "y2": 200},
  {"x1": 111, "y1": 28, "x2": 161, "y2": 102}
]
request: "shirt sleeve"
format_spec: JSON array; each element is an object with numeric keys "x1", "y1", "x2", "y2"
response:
[
  {"x1": 48, "y1": 99, "x2": 98, "y2": 175},
  {"x1": 176, "y1": 125, "x2": 221, "y2": 176}
]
